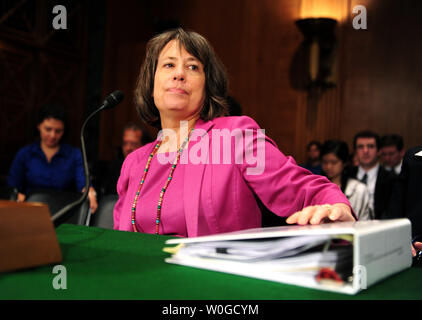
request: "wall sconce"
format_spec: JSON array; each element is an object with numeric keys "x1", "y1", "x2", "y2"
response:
[{"x1": 295, "y1": 17, "x2": 337, "y2": 89}]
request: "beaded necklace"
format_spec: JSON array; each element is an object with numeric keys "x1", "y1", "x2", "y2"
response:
[{"x1": 131, "y1": 128, "x2": 194, "y2": 234}]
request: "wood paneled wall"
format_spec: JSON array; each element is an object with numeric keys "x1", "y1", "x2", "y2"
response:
[
  {"x1": 340, "y1": 0, "x2": 422, "y2": 151},
  {"x1": 99, "y1": 0, "x2": 304, "y2": 161},
  {"x1": 99, "y1": 0, "x2": 422, "y2": 164},
  {"x1": 0, "y1": 1, "x2": 88, "y2": 180}
]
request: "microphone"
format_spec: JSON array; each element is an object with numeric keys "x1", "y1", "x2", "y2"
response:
[
  {"x1": 51, "y1": 90, "x2": 124, "y2": 224},
  {"x1": 102, "y1": 90, "x2": 124, "y2": 110}
]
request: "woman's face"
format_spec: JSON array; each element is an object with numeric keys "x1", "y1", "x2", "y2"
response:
[
  {"x1": 153, "y1": 40, "x2": 206, "y2": 122},
  {"x1": 38, "y1": 118, "x2": 64, "y2": 148},
  {"x1": 322, "y1": 153, "x2": 345, "y2": 181}
]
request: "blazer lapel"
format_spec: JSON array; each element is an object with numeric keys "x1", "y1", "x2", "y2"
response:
[{"x1": 183, "y1": 119, "x2": 214, "y2": 237}]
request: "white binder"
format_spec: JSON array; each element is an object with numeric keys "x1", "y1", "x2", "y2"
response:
[{"x1": 164, "y1": 219, "x2": 412, "y2": 295}]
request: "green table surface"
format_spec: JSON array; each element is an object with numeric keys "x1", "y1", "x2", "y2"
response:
[{"x1": 1, "y1": 224, "x2": 421, "y2": 300}]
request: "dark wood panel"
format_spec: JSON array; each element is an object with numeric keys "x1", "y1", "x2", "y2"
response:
[
  {"x1": 0, "y1": 0, "x2": 89, "y2": 182},
  {"x1": 99, "y1": 0, "x2": 422, "y2": 165},
  {"x1": 99, "y1": 42, "x2": 150, "y2": 161},
  {"x1": 99, "y1": 0, "x2": 304, "y2": 160},
  {"x1": 340, "y1": 0, "x2": 422, "y2": 151}
]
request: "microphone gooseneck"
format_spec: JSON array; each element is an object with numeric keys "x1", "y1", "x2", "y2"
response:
[{"x1": 51, "y1": 91, "x2": 124, "y2": 223}]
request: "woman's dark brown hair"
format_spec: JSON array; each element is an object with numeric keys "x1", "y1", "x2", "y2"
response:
[{"x1": 134, "y1": 28, "x2": 229, "y2": 128}]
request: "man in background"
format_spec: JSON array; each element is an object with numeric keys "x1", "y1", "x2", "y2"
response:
[
  {"x1": 103, "y1": 123, "x2": 151, "y2": 195},
  {"x1": 386, "y1": 146, "x2": 422, "y2": 263},
  {"x1": 387, "y1": 145, "x2": 422, "y2": 239},
  {"x1": 349, "y1": 130, "x2": 396, "y2": 219},
  {"x1": 380, "y1": 134, "x2": 405, "y2": 175}
]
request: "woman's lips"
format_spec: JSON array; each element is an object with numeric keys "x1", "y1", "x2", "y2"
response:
[{"x1": 168, "y1": 88, "x2": 188, "y2": 94}]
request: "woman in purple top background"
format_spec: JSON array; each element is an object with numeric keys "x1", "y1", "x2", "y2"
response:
[{"x1": 113, "y1": 28, "x2": 355, "y2": 237}]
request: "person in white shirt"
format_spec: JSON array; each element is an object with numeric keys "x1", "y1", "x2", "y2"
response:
[
  {"x1": 380, "y1": 134, "x2": 405, "y2": 175},
  {"x1": 321, "y1": 140, "x2": 372, "y2": 220},
  {"x1": 349, "y1": 130, "x2": 397, "y2": 219}
]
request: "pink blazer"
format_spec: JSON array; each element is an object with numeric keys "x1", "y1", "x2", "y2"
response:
[{"x1": 114, "y1": 116, "x2": 351, "y2": 237}]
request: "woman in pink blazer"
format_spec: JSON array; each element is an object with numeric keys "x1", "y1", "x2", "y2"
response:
[{"x1": 113, "y1": 28, "x2": 355, "y2": 237}]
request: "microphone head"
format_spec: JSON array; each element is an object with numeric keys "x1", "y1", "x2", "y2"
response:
[{"x1": 103, "y1": 90, "x2": 124, "y2": 109}]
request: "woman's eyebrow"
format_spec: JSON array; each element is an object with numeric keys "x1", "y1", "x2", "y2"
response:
[{"x1": 162, "y1": 56, "x2": 200, "y2": 62}]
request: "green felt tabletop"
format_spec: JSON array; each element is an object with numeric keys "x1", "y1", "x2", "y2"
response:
[{"x1": 1, "y1": 224, "x2": 421, "y2": 300}]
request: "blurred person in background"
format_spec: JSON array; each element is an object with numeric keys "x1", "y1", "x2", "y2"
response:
[
  {"x1": 380, "y1": 134, "x2": 405, "y2": 175},
  {"x1": 102, "y1": 122, "x2": 152, "y2": 195},
  {"x1": 321, "y1": 140, "x2": 372, "y2": 220},
  {"x1": 7, "y1": 104, "x2": 98, "y2": 212},
  {"x1": 349, "y1": 130, "x2": 396, "y2": 219},
  {"x1": 301, "y1": 140, "x2": 323, "y2": 175}
]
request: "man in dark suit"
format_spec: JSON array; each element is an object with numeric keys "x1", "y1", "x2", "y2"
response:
[
  {"x1": 386, "y1": 146, "x2": 422, "y2": 262},
  {"x1": 387, "y1": 146, "x2": 422, "y2": 239},
  {"x1": 379, "y1": 134, "x2": 405, "y2": 175},
  {"x1": 349, "y1": 130, "x2": 397, "y2": 219}
]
